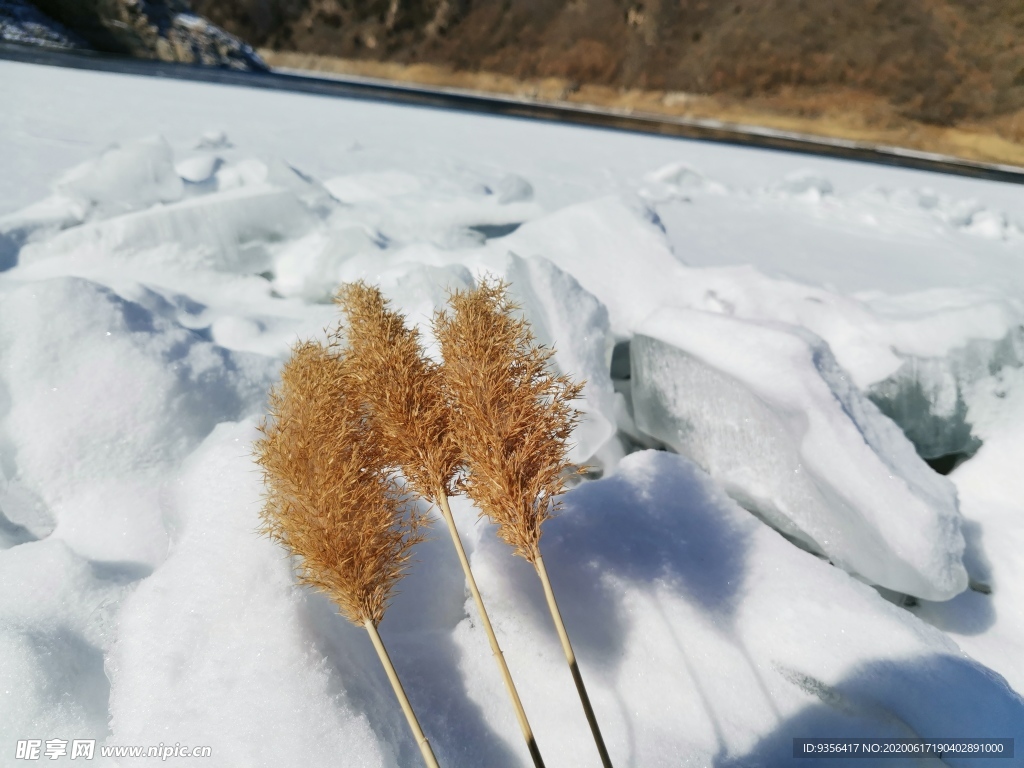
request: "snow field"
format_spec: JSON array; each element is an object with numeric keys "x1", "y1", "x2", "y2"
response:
[{"x1": 2, "y1": 61, "x2": 1024, "y2": 765}]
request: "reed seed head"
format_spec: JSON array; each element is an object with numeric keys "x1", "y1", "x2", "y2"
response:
[
  {"x1": 254, "y1": 339, "x2": 425, "y2": 627},
  {"x1": 334, "y1": 281, "x2": 462, "y2": 503},
  {"x1": 433, "y1": 278, "x2": 584, "y2": 563}
]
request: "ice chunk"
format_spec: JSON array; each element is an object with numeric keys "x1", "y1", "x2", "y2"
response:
[
  {"x1": 0, "y1": 194, "x2": 87, "y2": 250},
  {"x1": 505, "y1": 253, "x2": 618, "y2": 464},
  {"x1": 911, "y1": 364, "x2": 1024, "y2": 693},
  {"x1": 265, "y1": 159, "x2": 337, "y2": 215},
  {"x1": 486, "y1": 197, "x2": 685, "y2": 337},
  {"x1": 53, "y1": 135, "x2": 183, "y2": 219},
  {"x1": 963, "y1": 208, "x2": 1012, "y2": 240},
  {"x1": 194, "y1": 129, "x2": 232, "y2": 150},
  {"x1": 495, "y1": 174, "x2": 533, "y2": 204},
  {"x1": 630, "y1": 307, "x2": 967, "y2": 600},
  {"x1": 176, "y1": 154, "x2": 222, "y2": 184},
  {"x1": 214, "y1": 157, "x2": 269, "y2": 191},
  {"x1": 19, "y1": 184, "x2": 316, "y2": 273},
  {"x1": 0, "y1": 137, "x2": 184, "y2": 254}
]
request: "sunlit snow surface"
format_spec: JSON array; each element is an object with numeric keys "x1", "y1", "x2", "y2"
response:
[{"x1": 2, "y1": 61, "x2": 1024, "y2": 766}]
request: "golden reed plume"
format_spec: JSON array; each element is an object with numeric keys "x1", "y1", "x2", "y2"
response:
[
  {"x1": 254, "y1": 339, "x2": 440, "y2": 768},
  {"x1": 333, "y1": 282, "x2": 460, "y2": 503},
  {"x1": 336, "y1": 282, "x2": 546, "y2": 768},
  {"x1": 435, "y1": 278, "x2": 614, "y2": 768},
  {"x1": 432, "y1": 278, "x2": 583, "y2": 561}
]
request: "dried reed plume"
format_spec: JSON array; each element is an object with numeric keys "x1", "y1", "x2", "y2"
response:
[
  {"x1": 432, "y1": 279, "x2": 583, "y2": 562},
  {"x1": 336, "y1": 281, "x2": 546, "y2": 768},
  {"x1": 254, "y1": 339, "x2": 439, "y2": 768},
  {"x1": 435, "y1": 279, "x2": 614, "y2": 768},
  {"x1": 334, "y1": 282, "x2": 460, "y2": 504}
]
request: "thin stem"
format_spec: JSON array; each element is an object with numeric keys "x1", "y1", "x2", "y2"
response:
[
  {"x1": 533, "y1": 551, "x2": 614, "y2": 768},
  {"x1": 436, "y1": 491, "x2": 546, "y2": 768},
  {"x1": 363, "y1": 619, "x2": 441, "y2": 768}
]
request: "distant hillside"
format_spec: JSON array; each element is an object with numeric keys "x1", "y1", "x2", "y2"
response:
[{"x1": 191, "y1": 0, "x2": 1024, "y2": 127}]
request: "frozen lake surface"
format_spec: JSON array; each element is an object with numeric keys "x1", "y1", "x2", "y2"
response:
[{"x1": 2, "y1": 60, "x2": 1023, "y2": 767}]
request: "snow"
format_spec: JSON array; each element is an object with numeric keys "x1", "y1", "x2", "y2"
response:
[{"x1": 2, "y1": 59, "x2": 1024, "y2": 765}]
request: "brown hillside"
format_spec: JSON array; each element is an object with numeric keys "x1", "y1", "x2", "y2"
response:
[{"x1": 190, "y1": 0, "x2": 1024, "y2": 164}]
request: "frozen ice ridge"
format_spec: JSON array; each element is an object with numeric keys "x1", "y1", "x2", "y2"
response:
[{"x1": 631, "y1": 307, "x2": 968, "y2": 601}]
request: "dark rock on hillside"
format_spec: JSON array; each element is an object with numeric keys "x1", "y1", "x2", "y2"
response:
[
  {"x1": 3, "y1": 0, "x2": 267, "y2": 70},
  {"x1": 0, "y1": 0, "x2": 88, "y2": 48}
]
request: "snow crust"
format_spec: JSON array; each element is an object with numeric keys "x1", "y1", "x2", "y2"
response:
[{"x1": 3, "y1": 60, "x2": 1024, "y2": 765}]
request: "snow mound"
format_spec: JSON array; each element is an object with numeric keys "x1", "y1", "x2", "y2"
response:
[
  {"x1": 630, "y1": 308, "x2": 967, "y2": 600},
  {"x1": 107, "y1": 420, "x2": 392, "y2": 768},
  {"x1": 54, "y1": 136, "x2": 184, "y2": 220},
  {"x1": 272, "y1": 225, "x2": 385, "y2": 302},
  {"x1": 0, "y1": 540, "x2": 125, "y2": 763},
  {"x1": 861, "y1": 185, "x2": 1023, "y2": 242},
  {"x1": 0, "y1": 277, "x2": 273, "y2": 563},
  {"x1": 460, "y1": 450, "x2": 1022, "y2": 766},
  {"x1": 771, "y1": 169, "x2": 834, "y2": 200},
  {"x1": 639, "y1": 162, "x2": 728, "y2": 202}
]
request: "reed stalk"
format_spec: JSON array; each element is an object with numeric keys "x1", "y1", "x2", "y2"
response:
[
  {"x1": 533, "y1": 551, "x2": 612, "y2": 768},
  {"x1": 336, "y1": 282, "x2": 545, "y2": 768},
  {"x1": 364, "y1": 619, "x2": 440, "y2": 768},
  {"x1": 434, "y1": 278, "x2": 614, "y2": 768},
  {"x1": 254, "y1": 339, "x2": 439, "y2": 768}
]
